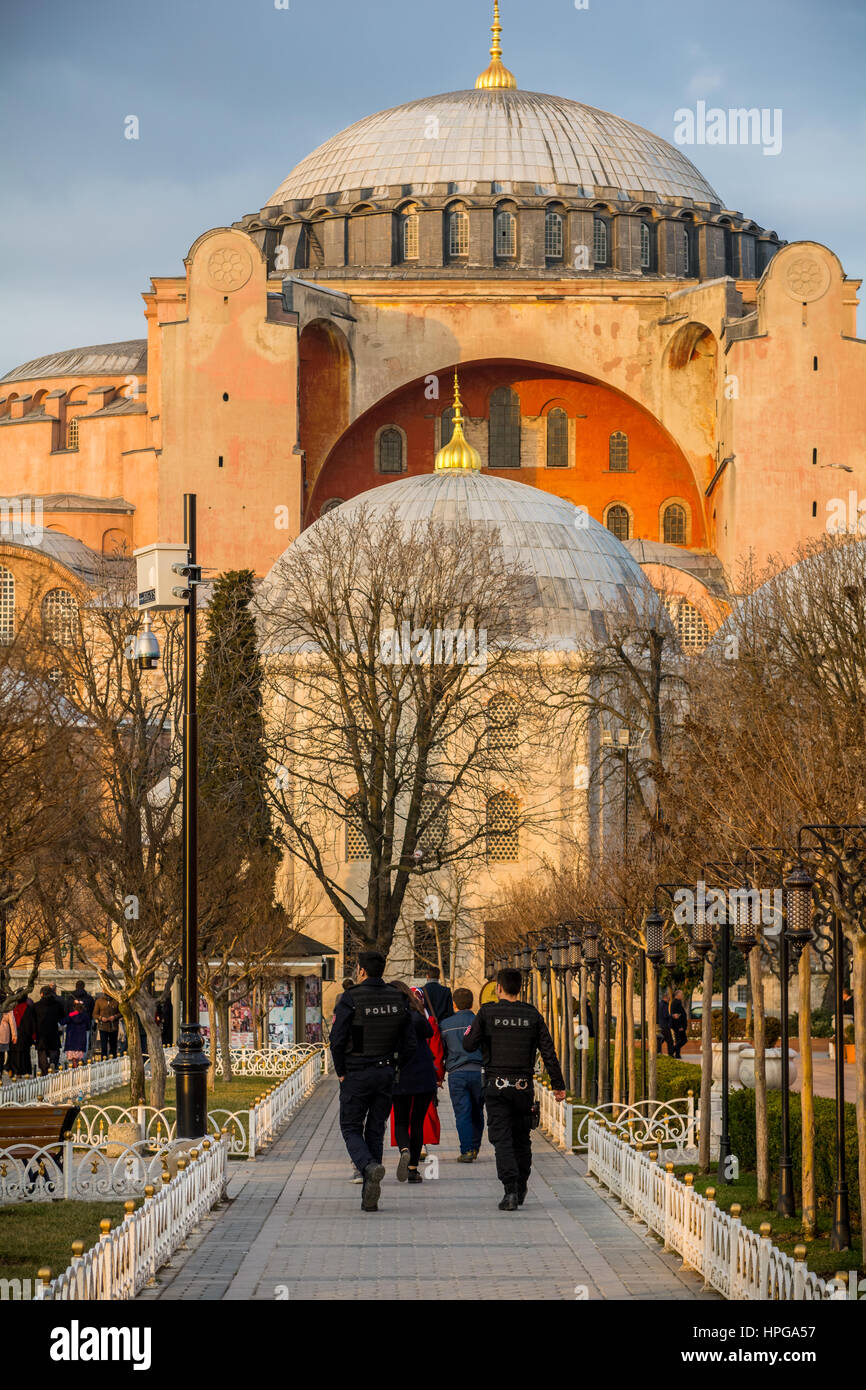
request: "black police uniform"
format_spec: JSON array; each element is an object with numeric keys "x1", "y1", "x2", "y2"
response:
[
  {"x1": 330, "y1": 978, "x2": 416, "y2": 1181},
  {"x1": 462, "y1": 998, "x2": 565, "y2": 1204}
]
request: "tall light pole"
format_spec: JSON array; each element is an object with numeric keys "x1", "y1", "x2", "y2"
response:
[{"x1": 134, "y1": 493, "x2": 209, "y2": 1138}]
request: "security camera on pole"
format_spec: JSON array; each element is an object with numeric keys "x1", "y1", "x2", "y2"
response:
[{"x1": 133, "y1": 494, "x2": 209, "y2": 1138}]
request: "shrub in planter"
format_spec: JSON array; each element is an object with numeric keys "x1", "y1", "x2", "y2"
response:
[
  {"x1": 811, "y1": 1010, "x2": 833, "y2": 1039},
  {"x1": 763, "y1": 1015, "x2": 782, "y2": 1047},
  {"x1": 711, "y1": 1010, "x2": 746, "y2": 1041},
  {"x1": 728, "y1": 1087, "x2": 860, "y2": 1224}
]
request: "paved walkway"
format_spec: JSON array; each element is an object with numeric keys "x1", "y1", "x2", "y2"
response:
[{"x1": 140, "y1": 1076, "x2": 719, "y2": 1302}]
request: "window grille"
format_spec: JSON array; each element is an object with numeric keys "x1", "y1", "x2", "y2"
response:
[
  {"x1": 546, "y1": 408, "x2": 568, "y2": 468},
  {"x1": 448, "y1": 207, "x2": 469, "y2": 257},
  {"x1": 42, "y1": 588, "x2": 77, "y2": 646},
  {"x1": 345, "y1": 798, "x2": 369, "y2": 861},
  {"x1": 495, "y1": 209, "x2": 516, "y2": 257},
  {"x1": 609, "y1": 432, "x2": 629, "y2": 472},
  {"x1": 682, "y1": 225, "x2": 690, "y2": 276},
  {"x1": 545, "y1": 210, "x2": 564, "y2": 259},
  {"x1": 402, "y1": 211, "x2": 419, "y2": 260},
  {"x1": 486, "y1": 791, "x2": 519, "y2": 862},
  {"x1": 668, "y1": 598, "x2": 711, "y2": 653},
  {"x1": 0, "y1": 567, "x2": 14, "y2": 644},
  {"x1": 605, "y1": 505, "x2": 630, "y2": 542},
  {"x1": 488, "y1": 386, "x2": 520, "y2": 469},
  {"x1": 378, "y1": 427, "x2": 403, "y2": 474},
  {"x1": 342, "y1": 922, "x2": 364, "y2": 975},
  {"x1": 663, "y1": 503, "x2": 687, "y2": 545},
  {"x1": 593, "y1": 217, "x2": 608, "y2": 266},
  {"x1": 640, "y1": 221, "x2": 651, "y2": 268},
  {"x1": 487, "y1": 693, "x2": 519, "y2": 754},
  {"x1": 66, "y1": 418, "x2": 79, "y2": 449}
]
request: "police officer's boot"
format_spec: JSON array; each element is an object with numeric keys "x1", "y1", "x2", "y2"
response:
[
  {"x1": 498, "y1": 1186, "x2": 519, "y2": 1211},
  {"x1": 361, "y1": 1161, "x2": 386, "y2": 1212},
  {"x1": 517, "y1": 1183, "x2": 528, "y2": 1206}
]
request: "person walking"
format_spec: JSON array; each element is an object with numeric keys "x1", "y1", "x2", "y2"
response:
[
  {"x1": 9, "y1": 993, "x2": 37, "y2": 1076},
  {"x1": 34, "y1": 985, "x2": 66, "y2": 1073},
  {"x1": 440, "y1": 987, "x2": 484, "y2": 1161},
  {"x1": 389, "y1": 981, "x2": 442, "y2": 1184},
  {"x1": 63, "y1": 995, "x2": 91, "y2": 1066},
  {"x1": 462, "y1": 966, "x2": 565, "y2": 1211},
  {"x1": 670, "y1": 989, "x2": 688, "y2": 1060},
  {"x1": 0, "y1": 999, "x2": 18, "y2": 1075},
  {"x1": 657, "y1": 995, "x2": 675, "y2": 1056},
  {"x1": 422, "y1": 967, "x2": 454, "y2": 1022},
  {"x1": 330, "y1": 951, "x2": 416, "y2": 1213},
  {"x1": 93, "y1": 992, "x2": 120, "y2": 1059}
]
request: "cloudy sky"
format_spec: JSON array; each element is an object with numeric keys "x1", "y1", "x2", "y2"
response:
[{"x1": 1, "y1": 0, "x2": 863, "y2": 371}]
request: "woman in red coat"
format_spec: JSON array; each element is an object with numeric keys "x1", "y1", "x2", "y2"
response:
[{"x1": 388, "y1": 983, "x2": 445, "y2": 1181}]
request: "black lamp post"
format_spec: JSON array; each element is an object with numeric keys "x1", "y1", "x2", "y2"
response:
[
  {"x1": 644, "y1": 904, "x2": 665, "y2": 1077},
  {"x1": 535, "y1": 936, "x2": 551, "y2": 1032},
  {"x1": 568, "y1": 925, "x2": 583, "y2": 1097},
  {"x1": 551, "y1": 930, "x2": 570, "y2": 1091},
  {"x1": 583, "y1": 921, "x2": 600, "y2": 1105},
  {"x1": 777, "y1": 864, "x2": 814, "y2": 1218}
]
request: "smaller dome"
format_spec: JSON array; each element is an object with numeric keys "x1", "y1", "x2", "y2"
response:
[{"x1": 434, "y1": 374, "x2": 481, "y2": 472}]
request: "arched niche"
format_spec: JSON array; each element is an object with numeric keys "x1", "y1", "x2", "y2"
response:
[{"x1": 298, "y1": 319, "x2": 353, "y2": 482}]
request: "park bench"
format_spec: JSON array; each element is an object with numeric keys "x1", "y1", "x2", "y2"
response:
[{"x1": 0, "y1": 1104, "x2": 80, "y2": 1160}]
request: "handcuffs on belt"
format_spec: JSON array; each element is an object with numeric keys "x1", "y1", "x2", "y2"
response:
[{"x1": 493, "y1": 1075, "x2": 530, "y2": 1090}]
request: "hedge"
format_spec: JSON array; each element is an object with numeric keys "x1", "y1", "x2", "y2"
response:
[{"x1": 728, "y1": 1086, "x2": 860, "y2": 1229}]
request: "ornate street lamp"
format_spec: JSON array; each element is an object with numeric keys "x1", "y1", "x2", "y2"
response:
[
  {"x1": 583, "y1": 922, "x2": 600, "y2": 1105},
  {"x1": 777, "y1": 864, "x2": 815, "y2": 1217}
]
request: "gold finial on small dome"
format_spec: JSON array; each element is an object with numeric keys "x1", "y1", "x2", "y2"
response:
[
  {"x1": 435, "y1": 372, "x2": 482, "y2": 472},
  {"x1": 475, "y1": 1, "x2": 517, "y2": 90}
]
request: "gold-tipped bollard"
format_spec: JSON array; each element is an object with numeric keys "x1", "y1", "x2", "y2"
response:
[
  {"x1": 71, "y1": 1240, "x2": 85, "y2": 1259},
  {"x1": 665, "y1": 1162, "x2": 674, "y2": 1173},
  {"x1": 794, "y1": 1244, "x2": 807, "y2": 1261},
  {"x1": 759, "y1": 1221, "x2": 772, "y2": 1238},
  {"x1": 684, "y1": 1173, "x2": 694, "y2": 1187},
  {"x1": 124, "y1": 1200, "x2": 136, "y2": 1217},
  {"x1": 144, "y1": 1184, "x2": 155, "y2": 1199},
  {"x1": 37, "y1": 1268, "x2": 52, "y2": 1290},
  {"x1": 730, "y1": 1203, "x2": 742, "y2": 1219},
  {"x1": 99, "y1": 1219, "x2": 111, "y2": 1238}
]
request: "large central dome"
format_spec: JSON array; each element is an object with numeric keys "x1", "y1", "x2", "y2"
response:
[{"x1": 266, "y1": 88, "x2": 721, "y2": 208}]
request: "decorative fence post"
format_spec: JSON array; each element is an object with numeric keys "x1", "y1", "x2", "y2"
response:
[
  {"x1": 758, "y1": 1221, "x2": 772, "y2": 1299},
  {"x1": 248, "y1": 1104, "x2": 257, "y2": 1159},
  {"x1": 63, "y1": 1139, "x2": 73, "y2": 1200},
  {"x1": 663, "y1": 1163, "x2": 674, "y2": 1251},
  {"x1": 687, "y1": 1090, "x2": 695, "y2": 1149}
]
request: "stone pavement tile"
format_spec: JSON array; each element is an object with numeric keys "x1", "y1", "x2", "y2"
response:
[{"x1": 138, "y1": 1074, "x2": 720, "y2": 1303}]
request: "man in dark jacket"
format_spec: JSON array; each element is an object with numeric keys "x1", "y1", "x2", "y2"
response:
[
  {"x1": 330, "y1": 951, "x2": 416, "y2": 1212},
  {"x1": 422, "y1": 967, "x2": 453, "y2": 1022},
  {"x1": 34, "y1": 985, "x2": 66, "y2": 1073},
  {"x1": 463, "y1": 967, "x2": 565, "y2": 1211}
]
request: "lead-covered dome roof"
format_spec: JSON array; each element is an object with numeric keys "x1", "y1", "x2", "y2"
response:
[
  {"x1": 264, "y1": 469, "x2": 654, "y2": 650},
  {"x1": 266, "y1": 89, "x2": 721, "y2": 207}
]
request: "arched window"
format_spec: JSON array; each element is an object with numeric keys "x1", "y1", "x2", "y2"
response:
[
  {"x1": 401, "y1": 208, "x2": 419, "y2": 261},
  {"x1": 488, "y1": 386, "x2": 520, "y2": 470},
  {"x1": 102, "y1": 528, "x2": 127, "y2": 556},
  {"x1": 663, "y1": 503, "x2": 687, "y2": 546},
  {"x1": 546, "y1": 408, "x2": 568, "y2": 469},
  {"x1": 0, "y1": 566, "x2": 14, "y2": 645},
  {"x1": 495, "y1": 208, "x2": 517, "y2": 258},
  {"x1": 42, "y1": 588, "x2": 78, "y2": 646},
  {"x1": 345, "y1": 796, "x2": 368, "y2": 861},
  {"x1": 447, "y1": 205, "x2": 469, "y2": 258},
  {"x1": 545, "y1": 209, "x2": 564, "y2": 259},
  {"x1": 640, "y1": 221, "x2": 651, "y2": 269},
  {"x1": 487, "y1": 693, "x2": 520, "y2": 754},
  {"x1": 320, "y1": 498, "x2": 345, "y2": 515},
  {"x1": 377, "y1": 427, "x2": 404, "y2": 474},
  {"x1": 668, "y1": 598, "x2": 711, "y2": 652},
  {"x1": 605, "y1": 505, "x2": 630, "y2": 542},
  {"x1": 593, "y1": 217, "x2": 608, "y2": 266},
  {"x1": 609, "y1": 431, "x2": 629, "y2": 472},
  {"x1": 66, "y1": 418, "x2": 79, "y2": 450},
  {"x1": 486, "y1": 791, "x2": 519, "y2": 862},
  {"x1": 682, "y1": 224, "x2": 691, "y2": 276},
  {"x1": 417, "y1": 790, "x2": 448, "y2": 857}
]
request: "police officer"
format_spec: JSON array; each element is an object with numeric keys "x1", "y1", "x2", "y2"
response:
[
  {"x1": 330, "y1": 950, "x2": 416, "y2": 1212},
  {"x1": 462, "y1": 965, "x2": 565, "y2": 1211}
]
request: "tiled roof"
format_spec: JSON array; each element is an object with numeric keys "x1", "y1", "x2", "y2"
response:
[{"x1": 1, "y1": 339, "x2": 147, "y2": 384}]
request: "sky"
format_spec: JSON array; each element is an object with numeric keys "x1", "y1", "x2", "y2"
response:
[{"x1": 1, "y1": 0, "x2": 864, "y2": 372}]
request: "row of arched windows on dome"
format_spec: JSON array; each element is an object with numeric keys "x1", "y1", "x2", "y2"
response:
[
  {"x1": 395, "y1": 207, "x2": 661, "y2": 268},
  {"x1": 0, "y1": 570, "x2": 78, "y2": 647}
]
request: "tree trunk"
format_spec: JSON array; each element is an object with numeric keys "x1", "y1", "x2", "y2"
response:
[
  {"x1": 579, "y1": 968, "x2": 589, "y2": 1103},
  {"x1": 626, "y1": 961, "x2": 636, "y2": 1107},
  {"x1": 851, "y1": 931, "x2": 866, "y2": 1244},
  {"x1": 122, "y1": 1001, "x2": 145, "y2": 1104},
  {"x1": 613, "y1": 985, "x2": 623, "y2": 1116},
  {"x1": 647, "y1": 960, "x2": 658, "y2": 1101},
  {"x1": 141, "y1": 1010, "x2": 166, "y2": 1109},
  {"x1": 218, "y1": 996, "x2": 234, "y2": 1081},
  {"x1": 205, "y1": 988, "x2": 218, "y2": 1092},
  {"x1": 598, "y1": 974, "x2": 609, "y2": 1103},
  {"x1": 699, "y1": 956, "x2": 713, "y2": 1172},
  {"x1": 798, "y1": 945, "x2": 816, "y2": 1238},
  {"x1": 749, "y1": 945, "x2": 770, "y2": 1204}
]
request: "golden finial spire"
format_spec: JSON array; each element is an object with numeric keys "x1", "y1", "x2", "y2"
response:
[
  {"x1": 475, "y1": 1, "x2": 517, "y2": 90},
  {"x1": 435, "y1": 371, "x2": 482, "y2": 472}
]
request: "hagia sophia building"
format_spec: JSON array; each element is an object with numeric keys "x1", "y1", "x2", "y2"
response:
[{"x1": 2, "y1": 3, "x2": 864, "y2": 650}]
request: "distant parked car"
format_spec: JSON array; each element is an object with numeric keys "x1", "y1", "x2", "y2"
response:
[{"x1": 690, "y1": 1002, "x2": 748, "y2": 1020}]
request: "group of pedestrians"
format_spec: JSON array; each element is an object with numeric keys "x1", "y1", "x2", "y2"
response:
[
  {"x1": 658, "y1": 989, "x2": 688, "y2": 1058},
  {"x1": 0, "y1": 981, "x2": 121, "y2": 1076},
  {"x1": 330, "y1": 955, "x2": 565, "y2": 1213}
]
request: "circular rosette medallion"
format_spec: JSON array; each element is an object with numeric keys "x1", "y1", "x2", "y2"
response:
[
  {"x1": 783, "y1": 255, "x2": 831, "y2": 303},
  {"x1": 205, "y1": 243, "x2": 253, "y2": 293}
]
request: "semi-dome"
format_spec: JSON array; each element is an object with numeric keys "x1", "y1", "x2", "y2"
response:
[
  {"x1": 264, "y1": 467, "x2": 654, "y2": 650},
  {"x1": 266, "y1": 88, "x2": 720, "y2": 208}
]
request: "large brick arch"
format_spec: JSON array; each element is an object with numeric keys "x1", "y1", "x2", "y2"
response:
[{"x1": 306, "y1": 359, "x2": 707, "y2": 548}]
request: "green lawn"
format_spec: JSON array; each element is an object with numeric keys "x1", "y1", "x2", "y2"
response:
[
  {"x1": 0, "y1": 1200, "x2": 139, "y2": 1285},
  {"x1": 88, "y1": 1075, "x2": 276, "y2": 1112},
  {"x1": 673, "y1": 1166, "x2": 863, "y2": 1280}
]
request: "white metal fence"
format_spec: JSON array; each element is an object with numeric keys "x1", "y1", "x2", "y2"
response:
[
  {"x1": 534, "y1": 1083, "x2": 698, "y2": 1159},
  {"x1": 36, "y1": 1134, "x2": 228, "y2": 1300},
  {"x1": 586, "y1": 1121, "x2": 834, "y2": 1301},
  {"x1": 72, "y1": 1046, "x2": 326, "y2": 1159}
]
